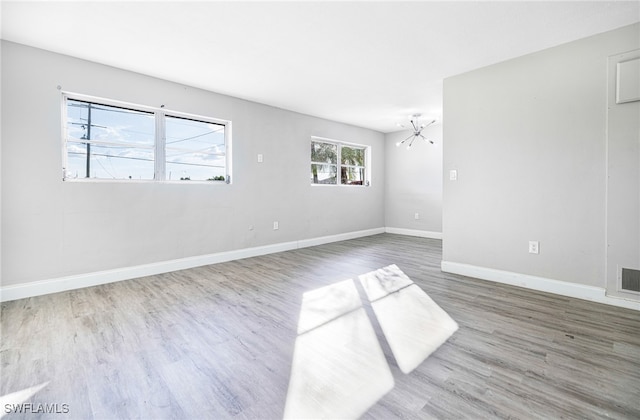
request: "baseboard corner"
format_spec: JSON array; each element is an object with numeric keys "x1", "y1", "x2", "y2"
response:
[{"x1": 384, "y1": 227, "x2": 442, "y2": 240}]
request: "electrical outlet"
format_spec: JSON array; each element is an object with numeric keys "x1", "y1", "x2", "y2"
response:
[
  {"x1": 449, "y1": 170, "x2": 458, "y2": 181},
  {"x1": 529, "y1": 241, "x2": 539, "y2": 254},
  {"x1": 273, "y1": 221, "x2": 279, "y2": 230},
  {"x1": 258, "y1": 154, "x2": 263, "y2": 163},
  {"x1": 414, "y1": 213, "x2": 420, "y2": 220}
]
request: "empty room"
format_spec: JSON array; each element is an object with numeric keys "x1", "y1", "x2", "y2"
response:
[{"x1": 1, "y1": 1, "x2": 639, "y2": 419}]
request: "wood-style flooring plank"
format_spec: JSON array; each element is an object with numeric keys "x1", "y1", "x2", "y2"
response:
[{"x1": 1, "y1": 234, "x2": 639, "y2": 419}]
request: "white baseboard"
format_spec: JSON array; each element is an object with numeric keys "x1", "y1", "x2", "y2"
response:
[
  {"x1": 0, "y1": 227, "x2": 385, "y2": 302},
  {"x1": 441, "y1": 261, "x2": 640, "y2": 311},
  {"x1": 385, "y1": 227, "x2": 442, "y2": 240},
  {"x1": 298, "y1": 227, "x2": 385, "y2": 248},
  {"x1": 11, "y1": 230, "x2": 636, "y2": 311}
]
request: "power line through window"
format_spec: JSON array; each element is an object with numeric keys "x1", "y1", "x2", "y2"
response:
[{"x1": 62, "y1": 94, "x2": 231, "y2": 183}]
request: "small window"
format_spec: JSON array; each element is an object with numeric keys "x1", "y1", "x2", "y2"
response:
[
  {"x1": 63, "y1": 94, "x2": 230, "y2": 183},
  {"x1": 165, "y1": 115, "x2": 226, "y2": 181},
  {"x1": 340, "y1": 145, "x2": 366, "y2": 185},
  {"x1": 311, "y1": 137, "x2": 369, "y2": 186},
  {"x1": 311, "y1": 141, "x2": 338, "y2": 184},
  {"x1": 66, "y1": 100, "x2": 155, "y2": 180}
]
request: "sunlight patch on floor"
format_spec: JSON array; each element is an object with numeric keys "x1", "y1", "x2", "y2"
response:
[
  {"x1": 360, "y1": 265, "x2": 459, "y2": 374},
  {"x1": 284, "y1": 279, "x2": 393, "y2": 419},
  {"x1": 284, "y1": 265, "x2": 459, "y2": 418}
]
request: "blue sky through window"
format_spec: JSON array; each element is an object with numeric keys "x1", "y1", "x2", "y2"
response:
[{"x1": 65, "y1": 99, "x2": 226, "y2": 181}]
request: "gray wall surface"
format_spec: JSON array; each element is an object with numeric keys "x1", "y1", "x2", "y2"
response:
[
  {"x1": 443, "y1": 23, "x2": 640, "y2": 288},
  {"x1": 1, "y1": 41, "x2": 385, "y2": 286},
  {"x1": 606, "y1": 48, "x2": 640, "y2": 298},
  {"x1": 384, "y1": 125, "x2": 443, "y2": 233}
]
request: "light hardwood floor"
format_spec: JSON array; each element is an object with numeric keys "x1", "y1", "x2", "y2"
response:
[{"x1": 1, "y1": 234, "x2": 639, "y2": 419}]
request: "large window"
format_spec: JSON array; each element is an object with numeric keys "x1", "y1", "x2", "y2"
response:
[
  {"x1": 310, "y1": 137, "x2": 369, "y2": 186},
  {"x1": 63, "y1": 94, "x2": 230, "y2": 182}
]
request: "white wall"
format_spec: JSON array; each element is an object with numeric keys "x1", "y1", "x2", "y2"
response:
[
  {"x1": 384, "y1": 125, "x2": 443, "y2": 237},
  {"x1": 606, "y1": 48, "x2": 640, "y2": 299},
  {"x1": 0, "y1": 41, "x2": 385, "y2": 288},
  {"x1": 0, "y1": 41, "x2": 3, "y2": 286},
  {"x1": 442, "y1": 24, "x2": 640, "y2": 292}
]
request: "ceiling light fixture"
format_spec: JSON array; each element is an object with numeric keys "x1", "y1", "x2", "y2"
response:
[{"x1": 395, "y1": 114, "x2": 436, "y2": 149}]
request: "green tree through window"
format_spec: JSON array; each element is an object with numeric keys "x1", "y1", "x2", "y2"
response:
[{"x1": 311, "y1": 138, "x2": 368, "y2": 186}]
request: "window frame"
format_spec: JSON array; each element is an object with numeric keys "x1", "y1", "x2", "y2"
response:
[
  {"x1": 61, "y1": 92, "x2": 232, "y2": 184},
  {"x1": 310, "y1": 136, "x2": 371, "y2": 187}
]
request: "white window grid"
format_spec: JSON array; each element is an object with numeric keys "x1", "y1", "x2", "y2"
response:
[
  {"x1": 310, "y1": 136, "x2": 371, "y2": 186},
  {"x1": 60, "y1": 92, "x2": 232, "y2": 183}
]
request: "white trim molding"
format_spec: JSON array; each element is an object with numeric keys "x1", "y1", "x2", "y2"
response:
[
  {"x1": 0, "y1": 227, "x2": 385, "y2": 302},
  {"x1": 385, "y1": 227, "x2": 442, "y2": 240},
  {"x1": 441, "y1": 261, "x2": 640, "y2": 311}
]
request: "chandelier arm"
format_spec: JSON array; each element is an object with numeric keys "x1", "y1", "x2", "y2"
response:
[
  {"x1": 410, "y1": 119, "x2": 418, "y2": 132},
  {"x1": 420, "y1": 134, "x2": 435, "y2": 144}
]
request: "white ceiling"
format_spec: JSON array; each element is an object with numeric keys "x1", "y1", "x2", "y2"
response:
[{"x1": 2, "y1": 1, "x2": 639, "y2": 133}]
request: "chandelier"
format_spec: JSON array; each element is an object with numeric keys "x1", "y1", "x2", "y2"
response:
[{"x1": 395, "y1": 114, "x2": 436, "y2": 149}]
